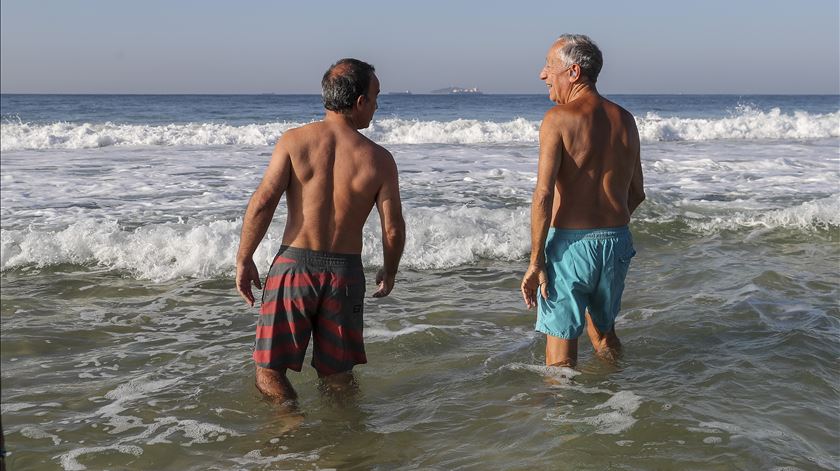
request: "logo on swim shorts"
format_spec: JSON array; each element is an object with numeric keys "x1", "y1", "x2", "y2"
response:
[{"x1": 353, "y1": 305, "x2": 362, "y2": 313}]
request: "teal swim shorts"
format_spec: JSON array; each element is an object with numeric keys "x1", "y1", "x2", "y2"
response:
[{"x1": 536, "y1": 226, "x2": 636, "y2": 339}]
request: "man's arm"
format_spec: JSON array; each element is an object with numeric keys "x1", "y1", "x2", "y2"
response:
[
  {"x1": 521, "y1": 110, "x2": 564, "y2": 309},
  {"x1": 628, "y1": 145, "x2": 645, "y2": 215},
  {"x1": 235, "y1": 136, "x2": 293, "y2": 306},
  {"x1": 373, "y1": 151, "x2": 405, "y2": 298}
]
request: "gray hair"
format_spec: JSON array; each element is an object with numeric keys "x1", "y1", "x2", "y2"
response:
[
  {"x1": 555, "y1": 34, "x2": 603, "y2": 83},
  {"x1": 321, "y1": 58, "x2": 376, "y2": 113}
]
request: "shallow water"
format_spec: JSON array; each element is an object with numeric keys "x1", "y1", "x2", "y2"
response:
[
  {"x1": 1, "y1": 94, "x2": 839, "y2": 470},
  {"x1": 2, "y1": 223, "x2": 838, "y2": 469}
]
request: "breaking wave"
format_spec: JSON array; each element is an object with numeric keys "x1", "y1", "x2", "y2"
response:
[
  {"x1": 2, "y1": 108, "x2": 837, "y2": 150},
  {"x1": 2, "y1": 197, "x2": 837, "y2": 280}
]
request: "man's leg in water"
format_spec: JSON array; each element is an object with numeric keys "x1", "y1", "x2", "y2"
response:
[
  {"x1": 255, "y1": 366, "x2": 298, "y2": 402},
  {"x1": 318, "y1": 371, "x2": 356, "y2": 392},
  {"x1": 546, "y1": 335, "x2": 578, "y2": 368},
  {"x1": 585, "y1": 311, "x2": 622, "y2": 363},
  {"x1": 317, "y1": 370, "x2": 359, "y2": 406},
  {"x1": 256, "y1": 366, "x2": 304, "y2": 434}
]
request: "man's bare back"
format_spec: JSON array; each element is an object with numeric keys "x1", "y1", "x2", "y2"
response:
[
  {"x1": 278, "y1": 121, "x2": 396, "y2": 254},
  {"x1": 546, "y1": 94, "x2": 643, "y2": 229}
]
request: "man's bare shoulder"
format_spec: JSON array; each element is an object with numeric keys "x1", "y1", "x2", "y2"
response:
[
  {"x1": 602, "y1": 98, "x2": 638, "y2": 128},
  {"x1": 543, "y1": 97, "x2": 595, "y2": 122},
  {"x1": 541, "y1": 105, "x2": 571, "y2": 128},
  {"x1": 273, "y1": 122, "x2": 336, "y2": 153},
  {"x1": 352, "y1": 132, "x2": 392, "y2": 161},
  {"x1": 283, "y1": 121, "x2": 328, "y2": 140}
]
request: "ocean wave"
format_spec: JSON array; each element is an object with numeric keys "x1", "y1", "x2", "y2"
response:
[
  {"x1": 636, "y1": 108, "x2": 840, "y2": 142},
  {"x1": 367, "y1": 117, "x2": 540, "y2": 144},
  {"x1": 682, "y1": 195, "x2": 840, "y2": 233},
  {"x1": 2, "y1": 109, "x2": 837, "y2": 150},
  {"x1": 0, "y1": 207, "x2": 531, "y2": 280},
  {"x1": 1, "y1": 198, "x2": 836, "y2": 280},
  {"x1": 0, "y1": 121, "x2": 299, "y2": 151}
]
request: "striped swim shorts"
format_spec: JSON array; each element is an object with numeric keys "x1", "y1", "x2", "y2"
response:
[{"x1": 253, "y1": 246, "x2": 367, "y2": 375}]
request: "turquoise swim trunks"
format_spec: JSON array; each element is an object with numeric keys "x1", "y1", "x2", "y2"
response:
[{"x1": 536, "y1": 226, "x2": 636, "y2": 339}]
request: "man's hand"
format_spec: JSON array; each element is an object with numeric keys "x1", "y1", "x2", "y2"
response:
[
  {"x1": 373, "y1": 268, "x2": 395, "y2": 298},
  {"x1": 236, "y1": 258, "x2": 262, "y2": 306},
  {"x1": 521, "y1": 264, "x2": 548, "y2": 309}
]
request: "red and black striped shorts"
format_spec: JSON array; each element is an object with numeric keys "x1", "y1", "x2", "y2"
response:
[{"x1": 253, "y1": 246, "x2": 367, "y2": 375}]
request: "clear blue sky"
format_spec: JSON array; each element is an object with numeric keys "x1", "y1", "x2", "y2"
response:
[{"x1": 1, "y1": 0, "x2": 838, "y2": 94}]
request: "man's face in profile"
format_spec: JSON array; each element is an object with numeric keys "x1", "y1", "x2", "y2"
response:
[
  {"x1": 360, "y1": 73, "x2": 380, "y2": 129},
  {"x1": 540, "y1": 42, "x2": 569, "y2": 104}
]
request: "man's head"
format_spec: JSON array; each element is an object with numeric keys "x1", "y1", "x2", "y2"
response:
[
  {"x1": 322, "y1": 58, "x2": 379, "y2": 129},
  {"x1": 540, "y1": 34, "x2": 603, "y2": 104}
]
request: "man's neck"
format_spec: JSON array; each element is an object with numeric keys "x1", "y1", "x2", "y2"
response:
[
  {"x1": 324, "y1": 110, "x2": 359, "y2": 129},
  {"x1": 564, "y1": 82, "x2": 599, "y2": 104}
]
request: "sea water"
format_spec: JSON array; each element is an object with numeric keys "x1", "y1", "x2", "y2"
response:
[{"x1": 1, "y1": 94, "x2": 838, "y2": 470}]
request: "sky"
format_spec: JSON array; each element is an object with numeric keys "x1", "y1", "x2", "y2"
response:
[{"x1": 1, "y1": 0, "x2": 838, "y2": 94}]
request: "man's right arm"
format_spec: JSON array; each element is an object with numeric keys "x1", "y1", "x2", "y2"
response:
[
  {"x1": 373, "y1": 151, "x2": 405, "y2": 298},
  {"x1": 235, "y1": 135, "x2": 293, "y2": 306},
  {"x1": 521, "y1": 109, "x2": 564, "y2": 309}
]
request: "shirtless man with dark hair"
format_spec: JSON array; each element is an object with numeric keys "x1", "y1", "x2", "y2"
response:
[
  {"x1": 521, "y1": 35, "x2": 645, "y2": 368},
  {"x1": 236, "y1": 58, "x2": 405, "y2": 402}
]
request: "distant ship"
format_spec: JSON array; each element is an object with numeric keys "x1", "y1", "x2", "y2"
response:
[
  {"x1": 429, "y1": 87, "x2": 483, "y2": 95},
  {"x1": 388, "y1": 90, "x2": 413, "y2": 95}
]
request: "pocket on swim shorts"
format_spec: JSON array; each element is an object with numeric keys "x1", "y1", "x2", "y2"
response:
[
  {"x1": 343, "y1": 278, "x2": 366, "y2": 314},
  {"x1": 618, "y1": 248, "x2": 637, "y2": 264},
  {"x1": 613, "y1": 244, "x2": 636, "y2": 282}
]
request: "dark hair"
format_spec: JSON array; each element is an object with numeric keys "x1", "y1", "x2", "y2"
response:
[{"x1": 321, "y1": 58, "x2": 376, "y2": 113}]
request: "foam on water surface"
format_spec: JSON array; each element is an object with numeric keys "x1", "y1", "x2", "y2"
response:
[
  {"x1": 501, "y1": 362, "x2": 581, "y2": 381},
  {"x1": 584, "y1": 391, "x2": 644, "y2": 434},
  {"x1": 364, "y1": 323, "x2": 454, "y2": 342},
  {"x1": 2, "y1": 190, "x2": 837, "y2": 279},
  {"x1": 57, "y1": 445, "x2": 143, "y2": 471},
  {"x1": 2, "y1": 108, "x2": 838, "y2": 150}
]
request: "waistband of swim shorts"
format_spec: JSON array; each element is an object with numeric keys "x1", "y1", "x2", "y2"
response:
[
  {"x1": 276, "y1": 245, "x2": 362, "y2": 267},
  {"x1": 548, "y1": 225, "x2": 630, "y2": 240}
]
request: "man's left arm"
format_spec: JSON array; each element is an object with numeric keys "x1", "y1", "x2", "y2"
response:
[
  {"x1": 521, "y1": 110, "x2": 564, "y2": 309},
  {"x1": 627, "y1": 121, "x2": 645, "y2": 215},
  {"x1": 235, "y1": 137, "x2": 292, "y2": 306}
]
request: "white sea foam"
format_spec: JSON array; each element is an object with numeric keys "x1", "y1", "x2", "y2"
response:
[
  {"x1": 685, "y1": 195, "x2": 840, "y2": 233},
  {"x1": 20, "y1": 426, "x2": 62, "y2": 445},
  {"x1": 2, "y1": 191, "x2": 837, "y2": 279},
  {"x1": 503, "y1": 362, "x2": 581, "y2": 381},
  {"x1": 636, "y1": 108, "x2": 840, "y2": 142},
  {"x1": 1, "y1": 402, "x2": 38, "y2": 413},
  {"x1": 2, "y1": 108, "x2": 837, "y2": 150},
  {"x1": 367, "y1": 117, "x2": 540, "y2": 144},
  {"x1": 583, "y1": 390, "x2": 644, "y2": 434},
  {"x1": 57, "y1": 445, "x2": 143, "y2": 471},
  {"x1": 545, "y1": 387, "x2": 643, "y2": 434},
  {"x1": 0, "y1": 121, "x2": 299, "y2": 151},
  {"x1": 0, "y1": 206, "x2": 531, "y2": 279},
  {"x1": 145, "y1": 418, "x2": 235, "y2": 446},
  {"x1": 231, "y1": 449, "x2": 321, "y2": 467},
  {"x1": 365, "y1": 324, "x2": 448, "y2": 342}
]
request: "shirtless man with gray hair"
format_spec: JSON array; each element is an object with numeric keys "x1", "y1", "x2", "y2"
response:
[
  {"x1": 236, "y1": 58, "x2": 405, "y2": 402},
  {"x1": 521, "y1": 35, "x2": 645, "y2": 367}
]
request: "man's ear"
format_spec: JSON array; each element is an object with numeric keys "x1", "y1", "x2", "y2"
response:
[
  {"x1": 355, "y1": 94, "x2": 367, "y2": 109},
  {"x1": 570, "y1": 64, "x2": 581, "y2": 82}
]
